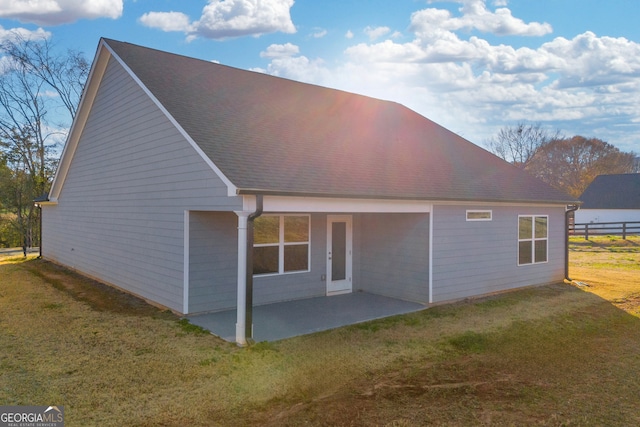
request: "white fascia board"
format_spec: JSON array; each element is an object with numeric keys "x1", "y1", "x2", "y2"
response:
[
  {"x1": 433, "y1": 200, "x2": 569, "y2": 208},
  {"x1": 242, "y1": 195, "x2": 432, "y2": 213},
  {"x1": 103, "y1": 41, "x2": 238, "y2": 198}
]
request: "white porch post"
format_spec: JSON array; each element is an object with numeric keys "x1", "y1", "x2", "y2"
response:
[
  {"x1": 235, "y1": 211, "x2": 250, "y2": 346},
  {"x1": 428, "y1": 204, "x2": 434, "y2": 304},
  {"x1": 183, "y1": 210, "x2": 190, "y2": 315}
]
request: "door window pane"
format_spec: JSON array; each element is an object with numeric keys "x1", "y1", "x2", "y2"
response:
[{"x1": 332, "y1": 222, "x2": 346, "y2": 281}]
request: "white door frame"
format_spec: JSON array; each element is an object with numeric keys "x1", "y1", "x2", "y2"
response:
[{"x1": 326, "y1": 215, "x2": 353, "y2": 295}]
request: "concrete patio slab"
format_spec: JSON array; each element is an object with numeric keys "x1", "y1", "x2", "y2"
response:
[{"x1": 187, "y1": 292, "x2": 425, "y2": 343}]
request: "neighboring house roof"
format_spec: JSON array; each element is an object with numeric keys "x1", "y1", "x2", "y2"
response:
[
  {"x1": 53, "y1": 38, "x2": 577, "y2": 204},
  {"x1": 579, "y1": 174, "x2": 640, "y2": 209}
]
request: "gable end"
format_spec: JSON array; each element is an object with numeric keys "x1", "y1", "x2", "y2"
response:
[{"x1": 49, "y1": 39, "x2": 238, "y2": 202}]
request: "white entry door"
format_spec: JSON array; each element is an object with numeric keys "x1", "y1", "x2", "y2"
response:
[{"x1": 326, "y1": 215, "x2": 353, "y2": 295}]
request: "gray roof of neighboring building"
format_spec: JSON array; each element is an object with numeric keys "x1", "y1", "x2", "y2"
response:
[
  {"x1": 104, "y1": 39, "x2": 576, "y2": 204},
  {"x1": 579, "y1": 174, "x2": 640, "y2": 209}
]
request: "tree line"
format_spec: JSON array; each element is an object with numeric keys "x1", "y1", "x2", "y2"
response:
[
  {"x1": 486, "y1": 122, "x2": 639, "y2": 198},
  {"x1": 0, "y1": 33, "x2": 88, "y2": 248},
  {"x1": 0, "y1": 35, "x2": 638, "y2": 248}
]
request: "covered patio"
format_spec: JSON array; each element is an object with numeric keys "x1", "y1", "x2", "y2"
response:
[{"x1": 187, "y1": 292, "x2": 425, "y2": 343}]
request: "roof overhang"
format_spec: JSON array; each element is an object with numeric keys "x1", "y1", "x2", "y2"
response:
[
  {"x1": 237, "y1": 188, "x2": 580, "y2": 210},
  {"x1": 242, "y1": 195, "x2": 432, "y2": 213},
  {"x1": 239, "y1": 193, "x2": 579, "y2": 214}
]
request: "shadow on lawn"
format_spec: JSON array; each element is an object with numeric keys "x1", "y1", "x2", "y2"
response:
[
  {"x1": 570, "y1": 235, "x2": 640, "y2": 252},
  {"x1": 19, "y1": 259, "x2": 177, "y2": 320}
]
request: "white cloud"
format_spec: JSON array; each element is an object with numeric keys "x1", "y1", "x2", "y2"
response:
[
  {"x1": 141, "y1": 0, "x2": 296, "y2": 40},
  {"x1": 258, "y1": 0, "x2": 640, "y2": 153},
  {"x1": 260, "y1": 43, "x2": 299, "y2": 58},
  {"x1": 264, "y1": 55, "x2": 329, "y2": 83},
  {"x1": 345, "y1": 30, "x2": 354, "y2": 39},
  {"x1": 411, "y1": 0, "x2": 552, "y2": 38},
  {"x1": 0, "y1": 25, "x2": 51, "y2": 44},
  {"x1": 541, "y1": 32, "x2": 640, "y2": 88},
  {"x1": 0, "y1": 0, "x2": 122, "y2": 26},
  {"x1": 139, "y1": 11, "x2": 192, "y2": 32},
  {"x1": 364, "y1": 26, "x2": 390, "y2": 41},
  {"x1": 311, "y1": 28, "x2": 327, "y2": 38},
  {"x1": 195, "y1": 0, "x2": 295, "y2": 39}
]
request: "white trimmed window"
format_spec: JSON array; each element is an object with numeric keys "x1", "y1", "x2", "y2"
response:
[
  {"x1": 466, "y1": 210, "x2": 492, "y2": 221},
  {"x1": 253, "y1": 215, "x2": 310, "y2": 275},
  {"x1": 518, "y1": 215, "x2": 548, "y2": 265}
]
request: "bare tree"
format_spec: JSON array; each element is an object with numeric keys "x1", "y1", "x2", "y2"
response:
[
  {"x1": 0, "y1": 32, "x2": 88, "y2": 248},
  {"x1": 526, "y1": 136, "x2": 638, "y2": 198},
  {"x1": 486, "y1": 122, "x2": 562, "y2": 169},
  {"x1": 1, "y1": 33, "x2": 88, "y2": 119}
]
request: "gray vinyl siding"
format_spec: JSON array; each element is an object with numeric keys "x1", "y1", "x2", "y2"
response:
[
  {"x1": 187, "y1": 212, "x2": 345, "y2": 312},
  {"x1": 251, "y1": 212, "x2": 431, "y2": 305},
  {"x1": 358, "y1": 213, "x2": 430, "y2": 302},
  {"x1": 252, "y1": 213, "x2": 326, "y2": 305},
  {"x1": 432, "y1": 204, "x2": 566, "y2": 303},
  {"x1": 188, "y1": 211, "x2": 238, "y2": 313},
  {"x1": 42, "y1": 56, "x2": 242, "y2": 313}
]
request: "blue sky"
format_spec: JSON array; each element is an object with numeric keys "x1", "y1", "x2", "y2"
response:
[{"x1": 1, "y1": 0, "x2": 639, "y2": 153}]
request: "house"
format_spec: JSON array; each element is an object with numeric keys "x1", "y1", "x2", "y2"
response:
[
  {"x1": 40, "y1": 39, "x2": 578, "y2": 344},
  {"x1": 575, "y1": 174, "x2": 640, "y2": 224}
]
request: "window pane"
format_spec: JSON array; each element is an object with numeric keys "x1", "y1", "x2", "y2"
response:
[
  {"x1": 284, "y1": 216, "x2": 309, "y2": 243},
  {"x1": 519, "y1": 217, "x2": 532, "y2": 239},
  {"x1": 467, "y1": 211, "x2": 491, "y2": 220},
  {"x1": 253, "y1": 246, "x2": 278, "y2": 275},
  {"x1": 284, "y1": 244, "x2": 309, "y2": 272},
  {"x1": 535, "y1": 240, "x2": 547, "y2": 263},
  {"x1": 519, "y1": 241, "x2": 532, "y2": 265},
  {"x1": 535, "y1": 217, "x2": 548, "y2": 238},
  {"x1": 254, "y1": 216, "x2": 279, "y2": 244}
]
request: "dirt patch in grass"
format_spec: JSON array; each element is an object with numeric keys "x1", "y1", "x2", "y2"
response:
[{"x1": 247, "y1": 299, "x2": 640, "y2": 426}]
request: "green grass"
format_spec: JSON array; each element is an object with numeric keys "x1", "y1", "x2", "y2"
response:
[
  {"x1": 446, "y1": 330, "x2": 491, "y2": 353},
  {"x1": 176, "y1": 318, "x2": 210, "y2": 335},
  {"x1": 2, "y1": 247, "x2": 640, "y2": 426}
]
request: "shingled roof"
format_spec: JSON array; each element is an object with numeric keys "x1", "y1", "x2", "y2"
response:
[
  {"x1": 103, "y1": 39, "x2": 575, "y2": 204},
  {"x1": 579, "y1": 174, "x2": 640, "y2": 209}
]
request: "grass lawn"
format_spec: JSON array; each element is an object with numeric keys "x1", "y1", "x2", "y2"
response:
[{"x1": 1, "y1": 236, "x2": 639, "y2": 426}]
